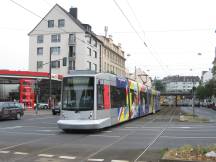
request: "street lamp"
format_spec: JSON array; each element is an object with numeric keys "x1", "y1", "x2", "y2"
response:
[{"x1": 190, "y1": 68, "x2": 195, "y2": 117}]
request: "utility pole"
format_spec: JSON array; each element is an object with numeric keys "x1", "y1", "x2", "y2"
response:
[
  {"x1": 49, "y1": 51, "x2": 52, "y2": 109},
  {"x1": 135, "y1": 66, "x2": 137, "y2": 81},
  {"x1": 192, "y1": 79, "x2": 195, "y2": 117}
]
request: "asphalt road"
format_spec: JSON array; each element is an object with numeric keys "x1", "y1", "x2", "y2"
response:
[{"x1": 0, "y1": 107, "x2": 215, "y2": 162}]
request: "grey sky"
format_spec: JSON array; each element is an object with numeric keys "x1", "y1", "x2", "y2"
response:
[{"x1": 0, "y1": 0, "x2": 215, "y2": 78}]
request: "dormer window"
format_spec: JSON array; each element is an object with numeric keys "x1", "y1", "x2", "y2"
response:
[
  {"x1": 48, "y1": 20, "x2": 54, "y2": 28},
  {"x1": 58, "y1": 19, "x2": 65, "y2": 27}
]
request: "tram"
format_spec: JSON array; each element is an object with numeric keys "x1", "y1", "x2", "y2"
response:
[{"x1": 57, "y1": 71, "x2": 160, "y2": 130}]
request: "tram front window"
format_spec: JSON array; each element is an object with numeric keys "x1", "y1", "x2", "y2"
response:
[{"x1": 62, "y1": 77, "x2": 94, "y2": 111}]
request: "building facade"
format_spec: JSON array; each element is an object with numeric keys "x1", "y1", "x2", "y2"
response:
[
  {"x1": 97, "y1": 35, "x2": 126, "y2": 76},
  {"x1": 162, "y1": 75, "x2": 200, "y2": 92},
  {"x1": 201, "y1": 70, "x2": 212, "y2": 84},
  {"x1": 28, "y1": 4, "x2": 101, "y2": 76}
]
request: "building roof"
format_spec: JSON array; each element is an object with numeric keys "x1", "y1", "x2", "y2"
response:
[
  {"x1": 28, "y1": 4, "x2": 102, "y2": 43},
  {"x1": 162, "y1": 75, "x2": 200, "y2": 83},
  {"x1": 97, "y1": 35, "x2": 126, "y2": 60}
]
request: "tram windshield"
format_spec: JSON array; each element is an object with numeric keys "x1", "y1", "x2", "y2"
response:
[{"x1": 62, "y1": 76, "x2": 94, "y2": 111}]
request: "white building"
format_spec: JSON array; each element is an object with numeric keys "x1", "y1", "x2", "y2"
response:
[
  {"x1": 201, "y1": 70, "x2": 212, "y2": 84},
  {"x1": 162, "y1": 75, "x2": 200, "y2": 92},
  {"x1": 28, "y1": 4, "x2": 102, "y2": 76}
]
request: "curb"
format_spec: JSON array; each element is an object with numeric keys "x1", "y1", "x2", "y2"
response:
[{"x1": 160, "y1": 159, "x2": 207, "y2": 162}]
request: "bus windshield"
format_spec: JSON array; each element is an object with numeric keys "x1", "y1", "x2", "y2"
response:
[{"x1": 62, "y1": 76, "x2": 94, "y2": 111}]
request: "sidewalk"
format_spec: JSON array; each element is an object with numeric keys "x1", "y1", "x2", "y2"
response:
[{"x1": 181, "y1": 106, "x2": 216, "y2": 122}]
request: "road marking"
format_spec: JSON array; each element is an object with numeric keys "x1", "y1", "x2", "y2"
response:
[
  {"x1": 125, "y1": 126, "x2": 139, "y2": 129},
  {"x1": 89, "y1": 135, "x2": 120, "y2": 138},
  {"x1": 28, "y1": 117, "x2": 56, "y2": 120},
  {"x1": 59, "y1": 156, "x2": 76, "y2": 160},
  {"x1": 36, "y1": 130, "x2": 57, "y2": 132},
  {"x1": 0, "y1": 138, "x2": 45, "y2": 151},
  {"x1": 161, "y1": 136, "x2": 216, "y2": 139},
  {"x1": 102, "y1": 131, "x2": 112, "y2": 133},
  {"x1": 85, "y1": 131, "x2": 134, "y2": 161},
  {"x1": 178, "y1": 126, "x2": 191, "y2": 129},
  {"x1": 0, "y1": 126, "x2": 23, "y2": 130},
  {"x1": 111, "y1": 160, "x2": 129, "y2": 162},
  {"x1": 0, "y1": 151, "x2": 10, "y2": 154},
  {"x1": 0, "y1": 131, "x2": 56, "y2": 136},
  {"x1": 38, "y1": 154, "x2": 54, "y2": 158},
  {"x1": 88, "y1": 158, "x2": 104, "y2": 161},
  {"x1": 14, "y1": 152, "x2": 29, "y2": 155}
]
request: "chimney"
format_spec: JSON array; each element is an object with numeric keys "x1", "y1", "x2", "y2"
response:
[{"x1": 69, "y1": 7, "x2": 78, "y2": 19}]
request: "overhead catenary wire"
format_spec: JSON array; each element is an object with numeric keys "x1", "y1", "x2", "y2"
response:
[{"x1": 113, "y1": 0, "x2": 169, "y2": 76}]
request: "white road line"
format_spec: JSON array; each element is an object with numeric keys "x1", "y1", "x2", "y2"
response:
[
  {"x1": 89, "y1": 135, "x2": 120, "y2": 138},
  {"x1": 0, "y1": 126, "x2": 23, "y2": 130},
  {"x1": 125, "y1": 126, "x2": 139, "y2": 129},
  {"x1": 111, "y1": 160, "x2": 129, "y2": 162},
  {"x1": 0, "y1": 131, "x2": 56, "y2": 136},
  {"x1": 14, "y1": 152, "x2": 29, "y2": 155},
  {"x1": 161, "y1": 136, "x2": 216, "y2": 139},
  {"x1": 102, "y1": 131, "x2": 112, "y2": 133},
  {"x1": 28, "y1": 117, "x2": 56, "y2": 120},
  {"x1": 35, "y1": 130, "x2": 57, "y2": 132},
  {"x1": 88, "y1": 158, "x2": 104, "y2": 161},
  {"x1": 0, "y1": 138, "x2": 44, "y2": 151},
  {"x1": 0, "y1": 151, "x2": 10, "y2": 154},
  {"x1": 38, "y1": 154, "x2": 54, "y2": 158},
  {"x1": 59, "y1": 156, "x2": 76, "y2": 160}
]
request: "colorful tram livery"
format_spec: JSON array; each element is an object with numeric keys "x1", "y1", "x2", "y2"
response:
[{"x1": 57, "y1": 72, "x2": 160, "y2": 130}]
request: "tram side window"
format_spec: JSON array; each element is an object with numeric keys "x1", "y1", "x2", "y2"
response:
[
  {"x1": 111, "y1": 86, "x2": 126, "y2": 108},
  {"x1": 140, "y1": 92, "x2": 147, "y2": 106},
  {"x1": 97, "y1": 85, "x2": 104, "y2": 110}
]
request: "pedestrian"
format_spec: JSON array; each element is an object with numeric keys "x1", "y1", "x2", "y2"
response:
[{"x1": 35, "y1": 103, "x2": 38, "y2": 115}]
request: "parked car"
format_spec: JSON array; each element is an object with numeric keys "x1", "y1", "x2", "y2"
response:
[
  {"x1": 34, "y1": 103, "x2": 49, "y2": 110},
  {"x1": 0, "y1": 102, "x2": 24, "y2": 120},
  {"x1": 52, "y1": 102, "x2": 61, "y2": 115}
]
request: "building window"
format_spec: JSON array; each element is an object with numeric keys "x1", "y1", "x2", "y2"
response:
[
  {"x1": 94, "y1": 51, "x2": 97, "y2": 58},
  {"x1": 87, "y1": 47, "x2": 91, "y2": 56},
  {"x1": 58, "y1": 19, "x2": 65, "y2": 27},
  {"x1": 92, "y1": 38, "x2": 97, "y2": 47},
  {"x1": 48, "y1": 20, "x2": 54, "y2": 28},
  {"x1": 69, "y1": 46, "x2": 75, "y2": 57},
  {"x1": 63, "y1": 57, "x2": 67, "y2": 66},
  {"x1": 37, "y1": 35, "x2": 43, "y2": 43},
  {"x1": 69, "y1": 60, "x2": 75, "y2": 70},
  {"x1": 37, "y1": 47, "x2": 43, "y2": 55},
  {"x1": 69, "y1": 34, "x2": 76, "y2": 44},
  {"x1": 51, "y1": 60, "x2": 60, "y2": 68},
  {"x1": 93, "y1": 63, "x2": 97, "y2": 72},
  {"x1": 86, "y1": 36, "x2": 91, "y2": 44},
  {"x1": 87, "y1": 61, "x2": 91, "y2": 70},
  {"x1": 50, "y1": 47, "x2": 60, "y2": 55},
  {"x1": 37, "y1": 61, "x2": 43, "y2": 69},
  {"x1": 51, "y1": 34, "x2": 61, "y2": 42}
]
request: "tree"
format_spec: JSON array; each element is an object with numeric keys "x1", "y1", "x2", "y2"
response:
[
  {"x1": 196, "y1": 85, "x2": 207, "y2": 100},
  {"x1": 154, "y1": 80, "x2": 165, "y2": 92},
  {"x1": 205, "y1": 79, "x2": 216, "y2": 97}
]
